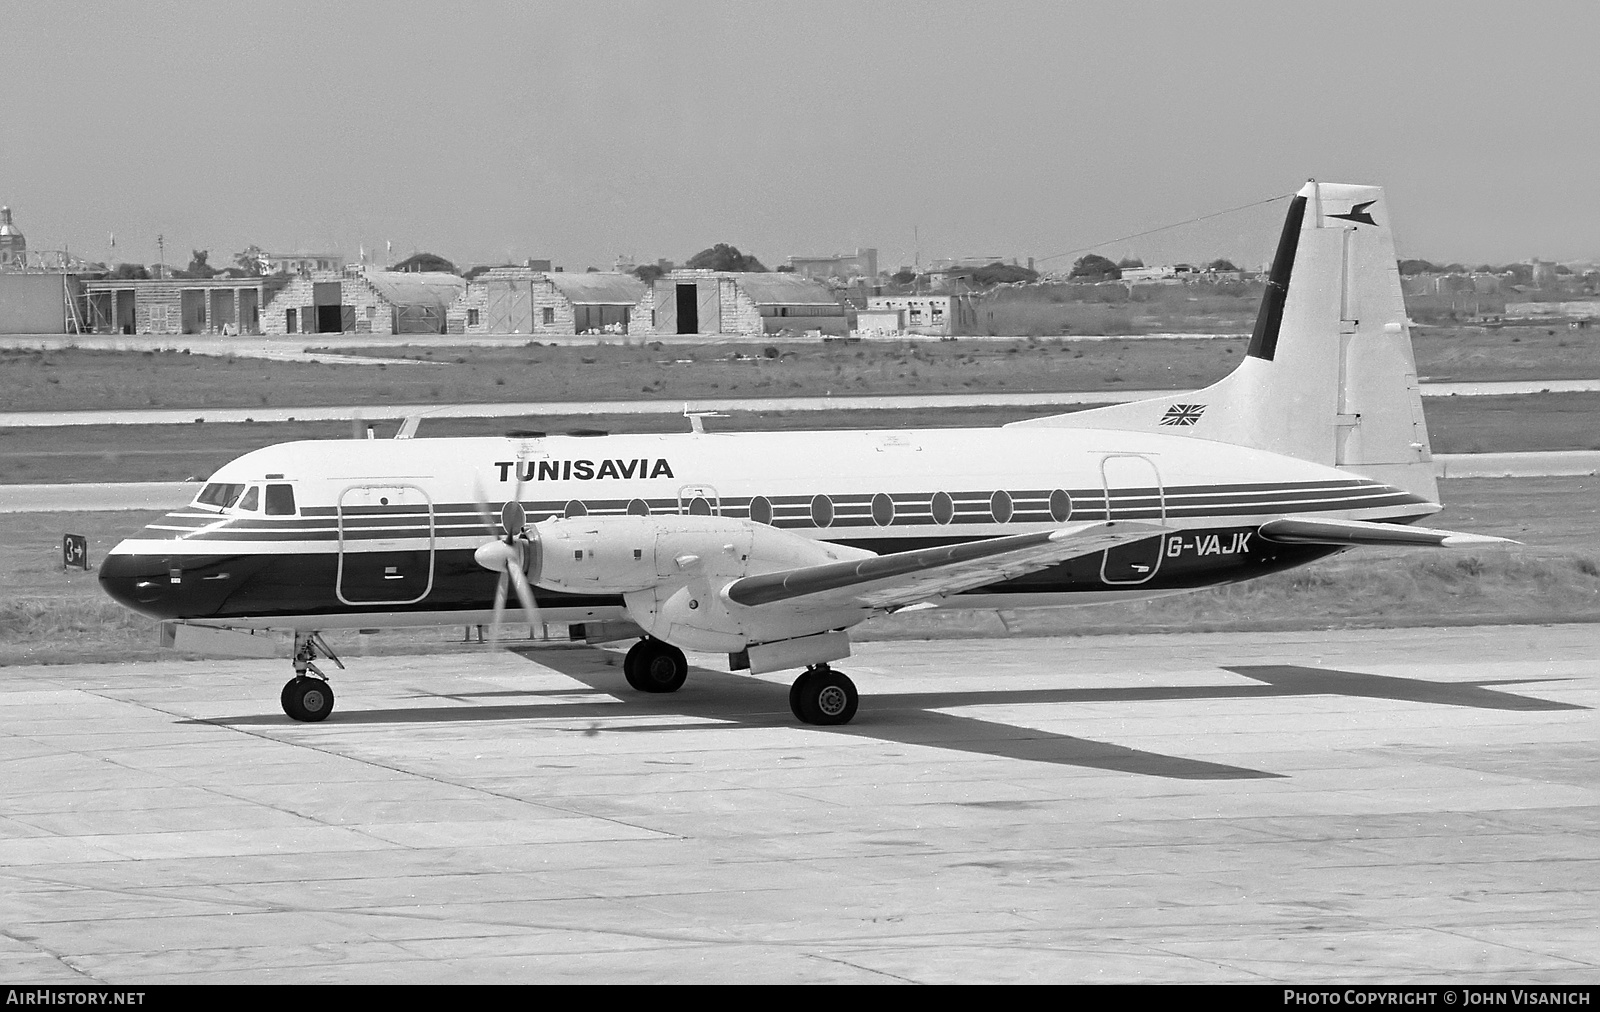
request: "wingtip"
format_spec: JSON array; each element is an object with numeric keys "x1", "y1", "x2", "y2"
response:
[{"x1": 1440, "y1": 534, "x2": 1521, "y2": 547}]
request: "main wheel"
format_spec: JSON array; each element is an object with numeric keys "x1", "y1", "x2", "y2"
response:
[
  {"x1": 792, "y1": 667, "x2": 858, "y2": 726},
  {"x1": 788, "y1": 669, "x2": 815, "y2": 721},
  {"x1": 281, "y1": 676, "x2": 335, "y2": 722},
  {"x1": 623, "y1": 640, "x2": 647, "y2": 690},
  {"x1": 627, "y1": 639, "x2": 687, "y2": 693}
]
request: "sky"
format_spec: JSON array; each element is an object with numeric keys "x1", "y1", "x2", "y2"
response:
[{"x1": 3, "y1": 1, "x2": 1598, "y2": 274}]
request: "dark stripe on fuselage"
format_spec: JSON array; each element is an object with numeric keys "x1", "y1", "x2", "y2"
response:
[{"x1": 99, "y1": 528, "x2": 1341, "y2": 622}]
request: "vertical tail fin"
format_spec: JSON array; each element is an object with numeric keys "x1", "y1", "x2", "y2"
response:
[{"x1": 1011, "y1": 180, "x2": 1437, "y2": 501}]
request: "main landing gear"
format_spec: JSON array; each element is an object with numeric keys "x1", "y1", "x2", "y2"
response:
[
  {"x1": 282, "y1": 631, "x2": 342, "y2": 722},
  {"x1": 618, "y1": 640, "x2": 860, "y2": 726},
  {"x1": 789, "y1": 665, "x2": 859, "y2": 726},
  {"x1": 624, "y1": 637, "x2": 688, "y2": 693}
]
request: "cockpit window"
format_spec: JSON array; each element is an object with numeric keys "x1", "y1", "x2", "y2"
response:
[
  {"x1": 196, "y1": 482, "x2": 246, "y2": 509},
  {"x1": 265, "y1": 484, "x2": 297, "y2": 516},
  {"x1": 238, "y1": 486, "x2": 260, "y2": 512}
]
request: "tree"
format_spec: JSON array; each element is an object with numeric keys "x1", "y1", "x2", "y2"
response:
[
  {"x1": 632, "y1": 264, "x2": 665, "y2": 285},
  {"x1": 391, "y1": 251, "x2": 458, "y2": 274},
  {"x1": 1069, "y1": 254, "x2": 1121, "y2": 281},
  {"x1": 774, "y1": 264, "x2": 795, "y2": 273},
  {"x1": 233, "y1": 245, "x2": 268, "y2": 276},
  {"x1": 1117, "y1": 256, "x2": 1144, "y2": 269},
  {"x1": 182, "y1": 249, "x2": 219, "y2": 279},
  {"x1": 1206, "y1": 258, "x2": 1239, "y2": 272},
  {"x1": 890, "y1": 269, "x2": 917, "y2": 285},
  {"x1": 686, "y1": 243, "x2": 767, "y2": 272},
  {"x1": 1398, "y1": 259, "x2": 1439, "y2": 276},
  {"x1": 107, "y1": 262, "x2": 150, "y2": 280}
]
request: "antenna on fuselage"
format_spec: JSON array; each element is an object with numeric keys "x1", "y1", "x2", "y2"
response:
[{"x1": 683, "y1": 405, "x2": 727, "y2": 434}]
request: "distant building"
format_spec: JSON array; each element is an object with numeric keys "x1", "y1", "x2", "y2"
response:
[
  {"x1": 266, "y1": 252, "x2": 346, "y2": 275},
  {"x1": 787, "y1": 248, "x2": 877, "y2": 283},
  {"x1": 79, "y1": 275, "x2": 287, "y2": 335},
  {"x1": 261, "y1": 268, "x2": 464, "y2": 335},
  {"x1": 0, "y1": 207, "x2": 25, "y2": 271},
  {"x1": 865, "y1": 294, "x2": 974, "y2": 336},
  {"x1": 854, "y1": 307, "x2": 905, "y2": 338},
  {"x1": 449, "y1": 269, "x2": 650, "y2": 336},
  {"x1": 653, "y1": 271, "x2": 846, "y2": 336},
  {"x1": 1504, "y1": 300, "x2": 1600, "y2": 320}
]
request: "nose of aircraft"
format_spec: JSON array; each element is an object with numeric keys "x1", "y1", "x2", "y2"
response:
[
  {"x1": 97, "y1": 523, "x2": 242, "y2": 621},
  {"x1": 98, "y1": 540, "x2": 185, "y2": 619}
]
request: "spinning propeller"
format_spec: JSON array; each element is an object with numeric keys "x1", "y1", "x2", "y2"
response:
[{"x1": 472, "y1": 469, "x2": 543, "y2": 648}]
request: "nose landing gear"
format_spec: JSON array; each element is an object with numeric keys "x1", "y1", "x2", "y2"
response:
[
  {"x1": 789, "y1": 664, "x2": 858, "y2": 726},
  {"x1": 282, "y1": 631, "x2": 343, "y2": 722}
]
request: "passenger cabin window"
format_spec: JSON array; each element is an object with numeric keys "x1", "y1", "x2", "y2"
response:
[
  {"x1": 265, "y1": 484, "x2": 297, "y2": 516},
  {"x1": 196, "y1": 482, "x2": 246, "y2": 509},
  {"x1": 237, "y1": 486, "x2": 260, "y2": 512}
]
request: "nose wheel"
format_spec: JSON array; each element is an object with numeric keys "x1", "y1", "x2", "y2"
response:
[
  {"x1": 789, "y1": 665, "x2": 858, "y2": 725},
  {"x1": 282, "y1": 631, "x2": 342, "y2": 722},
  {"x1": 623, "y1": 638, "x2": 688, "y2": 693},
  {"x1": 281, "y1": 676, "x2": 335, "y2": 722}
]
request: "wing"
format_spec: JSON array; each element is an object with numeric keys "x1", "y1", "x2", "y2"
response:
[
  {"x1": 1258, "y1": 516, "x2": 1518, "y2": 548},
  {"x1": 724, "y1": 520, "x2": 1165, "y2": 612}
]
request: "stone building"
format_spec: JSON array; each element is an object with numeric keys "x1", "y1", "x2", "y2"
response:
[
  {"x1": 266, "y1": 251, "x2": 346, "y2": 274},
  {"x1": 79, "y1": 276, "x2": 286, "y2": 335},
  {"x1": 0, "y1": 207, "x2": 25, "y2": 270},
  {"x1": 787, "y1": 248, "x2": 877, "y2": 283},
  {"x1": 448, "y1": 270, "x2": 650, "y2": 336},
  {"x1": 865, "y1": 294, "x2": 975, "y2": 336},
  {"x1": 261, "y1": 269, "x2": 464, "y2": 335},
  {"x1": 653, "y1": 271, "x2": 846, "y2": 336}
]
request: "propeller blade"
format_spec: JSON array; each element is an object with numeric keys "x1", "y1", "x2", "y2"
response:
[
  {"x1": 472, "y1": 478, "x2": 498, "y2": 537},
  {"x1": 504, "y1": 453, "x2": 529, "y2": 540},
  {"x1": 488, "y1": 571, "x2": 509, "y2": 651},
  {"x1": 506, "y1": 559, "x2": 543, "y2": 639}
]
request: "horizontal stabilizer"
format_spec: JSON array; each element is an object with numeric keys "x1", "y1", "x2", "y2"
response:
[{"x1": 1258, "y1": 516, "x2": 1517, "y2": 548}]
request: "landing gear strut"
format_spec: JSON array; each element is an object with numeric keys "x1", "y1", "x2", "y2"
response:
[
  {"x1": 789, "y1": 664, "x2": 858, "y2": 726},
  {"x1": 623, "y1": 638, "x2": 688, "y2": 693},
  {"x1": 282, "y1": 631, "x2": 342, "y2": 722}
]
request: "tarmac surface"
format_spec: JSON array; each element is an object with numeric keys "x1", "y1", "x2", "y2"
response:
[{"x1": 2, "y1": 624, "x2": 1595, "y2": 984}]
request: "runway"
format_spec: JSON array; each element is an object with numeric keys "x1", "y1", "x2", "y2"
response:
[{"x1": 2, "y1": 625, "x2": 1595, "y2": 983}]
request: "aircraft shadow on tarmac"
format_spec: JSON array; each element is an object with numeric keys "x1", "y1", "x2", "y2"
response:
[{"x1": 192, "y1": 648, "x2": 1586, "y2": 782}]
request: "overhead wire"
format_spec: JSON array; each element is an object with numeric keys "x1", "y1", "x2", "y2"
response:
[{"x1": 1034, "y1": 191, "x2": 1296, "y2": 266}]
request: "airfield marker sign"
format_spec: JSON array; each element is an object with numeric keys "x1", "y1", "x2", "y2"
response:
[{"x1": 63, "y1": 533, "x2": 89, "y2": 571}]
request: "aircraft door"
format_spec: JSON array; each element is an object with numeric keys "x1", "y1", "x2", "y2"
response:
[
  {"x1": 677, "y1": 485, "x2": 720, "y2": 516},
  {"x1": 1099, "y1": 454, "x2": 1165, "y2": 585},
  {"x1": 336, "y1": 484, "x2": 436, "y2": 606}
]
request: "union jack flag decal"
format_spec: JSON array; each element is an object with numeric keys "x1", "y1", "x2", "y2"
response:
[{"x1": 1159, "y1": 403, "x2": 1206, "y2": 426}]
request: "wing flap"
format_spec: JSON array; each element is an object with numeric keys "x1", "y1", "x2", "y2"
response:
[
  {"x1": 1258, "y1": 516, "x2": 1517, "y2": 548},
  {"x1": 724, "y1": 521, "x2": 1165, "y2": 612}
]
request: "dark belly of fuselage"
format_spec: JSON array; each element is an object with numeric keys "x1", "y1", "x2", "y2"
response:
[{"x1": 97, "y1": 528, "x2": 1342, "y2": 622}]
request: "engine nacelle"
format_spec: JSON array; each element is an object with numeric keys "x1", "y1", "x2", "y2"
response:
[{"x1": 527, "y1": 514, "x2": 869, "y2": 596}]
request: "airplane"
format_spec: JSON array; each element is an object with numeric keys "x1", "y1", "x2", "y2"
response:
[{"x1": 98, "y1": 180, "x2": 1513, "y2": 727}]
